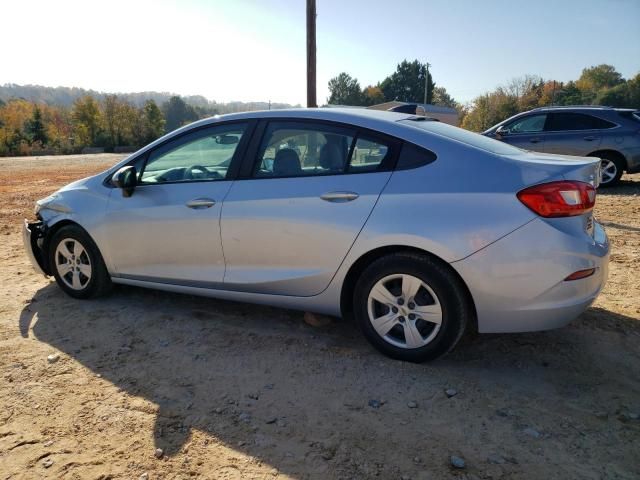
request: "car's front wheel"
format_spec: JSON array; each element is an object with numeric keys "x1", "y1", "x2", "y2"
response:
[
  {"x1": 353, "y1": 252, "x2": 472, "y2": 362},
  {"x1": 48, "y1": 225, "x2": 112, "y2": 299}
]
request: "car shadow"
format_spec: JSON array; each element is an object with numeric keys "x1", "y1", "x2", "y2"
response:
[
  {"x1": 19, "y1": 283, "x2": 640, "y2": 478},
  {"x1": 600, "y1": 221, "x2": 640, "y2": 233},
  {"x1": 598, "y1": 176, "x2": 640, "y2": 196}
]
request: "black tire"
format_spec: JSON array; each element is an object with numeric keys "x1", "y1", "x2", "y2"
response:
[
  {"x1": 48, "y1": 224, "x2": 112, "y2": 299},
  {"x1": 353, "y1": 252, "x2": 473, "y2": 362},
  {"x1": 591, "y1": 152, "x2": 624, "y2": 188}
]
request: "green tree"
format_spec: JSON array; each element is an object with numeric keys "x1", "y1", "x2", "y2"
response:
[
  {"x1": 626, "y1": 73, "x2": 640, "y2": 108},
  {"x1": 379, "y1": 60, "x2": 434, "y2": 104},
  {"x1": 327, "y1": 73, "x2": 364, "y2": 105},
  {"x1": 556, "y1": 81, "x2": 584, "y2": 105},
  {"x1": 577, "y1": 64, "x2": 624, "y2": 93},
  {"x1": 595, "y1": 84, "x2": 630, "y2": 107},
  {"x1": 25, "y1": 106, "x2": 48, "y2": 145},
  {"x1": 162, "y1": 96, "x2": 198, "y2": 133},
  {"x1": 432, "y1": 86, "x2": 457, "y2": 108},
  {"x1": 139, "y1": 99, "x2": 165, "y2": 144}
]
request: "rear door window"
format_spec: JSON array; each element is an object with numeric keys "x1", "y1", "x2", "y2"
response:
[{"x1": 251, "y1": 121, "x2": 396, "y2": 178}]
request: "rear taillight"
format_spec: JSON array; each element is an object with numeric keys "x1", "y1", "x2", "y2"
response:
[{"x1": 517, "y1": 181, "x2": 596, "y2": 218}]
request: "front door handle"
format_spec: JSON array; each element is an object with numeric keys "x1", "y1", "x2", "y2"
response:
[
  {"x1": 320, "y1": 191, "x2": 359, "y2": 203},
  {"x1": 529, "y1": 138, "x2": 541, "y2": 143},
  {"x1": 583, "y1": 136, "x2": 597, "y2": 141},
  {"x1": 186, "y1": 198, "x2": 216, "y2": 209}
]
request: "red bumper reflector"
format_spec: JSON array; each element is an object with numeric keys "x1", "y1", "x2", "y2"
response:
[{"x1": 564, "y1": 268, "x2": 596, "y2": 281}]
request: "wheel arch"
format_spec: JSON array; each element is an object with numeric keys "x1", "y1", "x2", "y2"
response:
[
  {"x1": 42, "y1": 219, "x2": 95, "y2": 275},
  {"x1": 339, "y1": 245, "x2": 477, "y2": 331}
]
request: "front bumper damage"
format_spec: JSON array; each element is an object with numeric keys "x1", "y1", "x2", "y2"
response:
[{"x1": 23, "y1": 219, "x2": 49, "y2": 276}]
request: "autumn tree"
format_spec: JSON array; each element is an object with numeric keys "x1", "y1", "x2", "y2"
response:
[
  {"x1": 0, "y1": 99, "x2": 33, "y2": 154},
  {"x1": 72, "y1": 95, "x2": 103, "y2": 147},
  {"x1": 576, "y1": 64, "x2": 624, "y2": 101},
  {"x1": 361, "y1": 86, "x2": 385, "y2": 106}
]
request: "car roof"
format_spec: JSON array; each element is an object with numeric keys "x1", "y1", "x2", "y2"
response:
[
  {"x1": 529, "y1": 105, "x2": 635, "y2": 113},
  {"x1": 195, "y1": 107, "x2": 415, "y2": 126}
]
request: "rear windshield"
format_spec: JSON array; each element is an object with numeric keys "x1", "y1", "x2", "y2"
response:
[{"x1": 400, "y1": 120, "x2": 524, "y2": 155}]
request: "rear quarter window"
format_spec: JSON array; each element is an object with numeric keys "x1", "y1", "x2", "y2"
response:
[
  {"x1": 546, "y1": 112, "x2": 616, "y2": 131},
  {"x1": 396, "y1": 142, "x2": 437, "y2": 170}
]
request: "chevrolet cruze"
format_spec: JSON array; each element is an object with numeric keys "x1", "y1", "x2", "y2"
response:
[{"x1": 23, "y1": 108, "x2": 609, "y2": 362}]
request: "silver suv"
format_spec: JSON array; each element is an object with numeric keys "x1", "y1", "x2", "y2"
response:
[{"x1": 483, "y1": 106, "x2": 640, "y2": 186}]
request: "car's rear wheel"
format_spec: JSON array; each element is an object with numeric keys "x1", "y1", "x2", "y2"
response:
[
  {"x1": 49, "y1": 225, "x2": 112, "y2": 299},
  {"x1": 353, "y1": 252, "x2": 472, "y2": 362},
  {"x1": 593, "y1": 153, "x2": 624, "y2": 187}
]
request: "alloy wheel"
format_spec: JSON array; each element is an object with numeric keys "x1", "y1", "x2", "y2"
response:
[
  {"x1": 54, "y1": 238, "x2": 92, "y2": 290},
  {"x1": 367, "y1": 273, "x2": 443, "y2": 349}
]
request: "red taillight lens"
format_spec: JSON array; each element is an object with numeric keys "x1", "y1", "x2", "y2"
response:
[{"x1": 517, "y1": 181, "x2": 596, "y2": 218}]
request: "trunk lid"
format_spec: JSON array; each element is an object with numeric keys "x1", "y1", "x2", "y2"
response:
[{"x1": 505, "y1": 151, "x2": 601, "y2": 187}]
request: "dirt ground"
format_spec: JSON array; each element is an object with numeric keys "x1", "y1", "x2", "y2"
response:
[{"x1": 0, "y1": 154, "x2": 638, "y2": 480}]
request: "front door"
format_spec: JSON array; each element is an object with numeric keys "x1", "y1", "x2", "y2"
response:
[
  {"x1": 500, "y1": 113, "x2": 548, "y2": 152},
  {"x1": 103, "y1": 122, "x2": 249, "y2": 285},
  {"x1": 220, "y1": 120, "x2": 397, "y2": 296}
]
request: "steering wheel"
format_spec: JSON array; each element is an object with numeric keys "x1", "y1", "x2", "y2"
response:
[{"x1": 184, "y1": 165, "x2": 210, "y2": 180}]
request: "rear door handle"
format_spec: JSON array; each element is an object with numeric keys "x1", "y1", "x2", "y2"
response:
[
  {"x1": 583, "y1": 136, "x2": 597, "y2": 141},
  {"x1": 529, "y1": 138, "x2": 541, "y2": 143},
  {"x1": 320, "y1": 191, "x2": 359, "y2": 203},
  {"x1": 186, "y1": 198, "x2": 216, "y2": 209}
]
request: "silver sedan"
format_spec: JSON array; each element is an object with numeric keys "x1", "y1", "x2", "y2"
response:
[{"x1": 23, "y1": 108, "x2": 609, "y2": 362}]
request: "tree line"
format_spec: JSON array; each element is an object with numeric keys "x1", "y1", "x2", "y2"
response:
[
  {"x1": 460, "y1": 65, "x2": 640, "y2": 131},
  {"x1": 0, "y1": 86, "x2": 295, "y2": 157},
  {"x1": 328, "y1": 63, "x2": 639, "y2": 132}
]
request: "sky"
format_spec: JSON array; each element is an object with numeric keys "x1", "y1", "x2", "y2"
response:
[{"x1": 1, "y1": 0, "x2": 639, "y2": 106}]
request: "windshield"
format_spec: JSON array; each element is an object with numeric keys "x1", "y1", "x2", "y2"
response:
[{"x1": 400, "y1": 120, "x2": 524, "y2": 155}]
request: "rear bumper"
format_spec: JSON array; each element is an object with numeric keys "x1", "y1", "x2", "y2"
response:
[
  {"x1": 452, "y1": 218, "x2": 609, "y2": 333},
  {"x1": 23, "y1": 220, "x2": 48, "y2": 276}
]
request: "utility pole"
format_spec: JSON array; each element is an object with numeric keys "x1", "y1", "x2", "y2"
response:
[
  {"x1": 551, "y1": 80, "x2": 556, "y2": 106},
  {"x1": 423, "y1": 62, "x2": 431, "y2": 105},
  {"x1": 306, "y1": 0, "x2": 317, "y2": 108}
]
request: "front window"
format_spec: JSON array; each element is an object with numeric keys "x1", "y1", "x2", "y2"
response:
[
  {"x1": 140, "y1": 124, "x2": 247, "y2": 184},
  {"x1": 507, "y1": 114, "x2": 547, "y2": 133}
]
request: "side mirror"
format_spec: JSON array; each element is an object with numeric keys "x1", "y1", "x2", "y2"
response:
[
  {"x1": 111, "y1": 166, "x2": 137, "y2": 198},
  {"x1": 495, "y1": 125, "x2": 510, "y2": 137}
]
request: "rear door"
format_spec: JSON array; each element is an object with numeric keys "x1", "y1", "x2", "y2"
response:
[
  {"x1": 220, "y1": 119, "x2": 399, "y2": 296},
  {"x1": 544, "y1": 112, "x2": 610, "y2": 155},
  {"x1": 501, "y1": 113, "x2": 547, "y2": 151}
]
